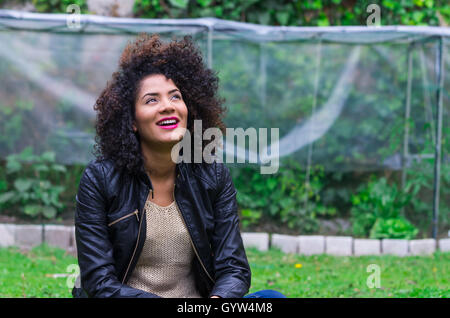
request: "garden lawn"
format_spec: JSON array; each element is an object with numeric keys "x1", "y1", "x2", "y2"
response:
[
  {"x1": 0, "y1": 244, "x2": 448, "y2": 298},
  {"x1": 246, "y1": 248, "x2": 450, "y2": 298},
  {"x1": 0, "y1": 244, "x2": 77, "y2": 297}
]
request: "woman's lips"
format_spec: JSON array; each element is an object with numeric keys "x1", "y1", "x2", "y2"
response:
[{"x1": 158, "y1": 123, "x2": 179, "y2": 130}]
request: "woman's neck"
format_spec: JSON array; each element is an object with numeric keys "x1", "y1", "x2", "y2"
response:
[{"x1": 141, "y1": 143, "x2": 178, "y2": 180}]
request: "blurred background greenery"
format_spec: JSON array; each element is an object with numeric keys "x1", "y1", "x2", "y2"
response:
[{"x1": 0, "y1": 0, "x2": 449, "y2": 241}]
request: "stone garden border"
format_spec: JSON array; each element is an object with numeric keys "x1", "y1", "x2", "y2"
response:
[
  {"x1": 1, "y1": 224, "x2": 449, "y2": 257},
  {"x1": 0, "y1": 223, "x2": 77, "y2": 256},
  {"x1": 240, "y1": 232, "x2": 449, "y2": 256}
]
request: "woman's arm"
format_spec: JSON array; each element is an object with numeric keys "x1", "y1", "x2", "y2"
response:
[
  {"x1": 208, "y1": 162, "x2": 251, "y2": 298},
  {"x1": 75, "y1": 161, "x2": 160, "y2": 298}
]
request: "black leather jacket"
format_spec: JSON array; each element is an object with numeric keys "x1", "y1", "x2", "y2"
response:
[{"x1": 72, "y1": 158, "x2": 251, "y2": 298}]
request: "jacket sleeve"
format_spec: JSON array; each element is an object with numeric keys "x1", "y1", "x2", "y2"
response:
[
  {"x1": 209, "y1": 162, "x2": 251, "y2": 298},
  {"x1": 75, "y1": 160, "x2": 160, "y2": 298}
]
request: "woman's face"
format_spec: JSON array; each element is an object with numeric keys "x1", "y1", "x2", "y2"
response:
[{"x1": 133, "y1": 74, "x2": 188, "y2": 150}]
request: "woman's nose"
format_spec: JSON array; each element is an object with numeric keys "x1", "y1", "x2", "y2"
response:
[{"x1": 159, "y1": 97, "x2": 175, "y2": 112}]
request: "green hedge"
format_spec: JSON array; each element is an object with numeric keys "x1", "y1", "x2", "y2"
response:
[
  {"x1": 1, "y1": 0, "x2": 448, "y2": 26},
  {"x1": 134, "y1": 0, "x2": 449, "y2": 26}
]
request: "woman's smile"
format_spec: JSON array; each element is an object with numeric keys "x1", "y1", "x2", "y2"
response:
[{"x1": 156, "y1": 116, "x2": 180, "y2": 129}]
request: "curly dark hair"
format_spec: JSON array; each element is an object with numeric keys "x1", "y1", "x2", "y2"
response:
[{"x1": 92, "y1": 33, "x2": 227, "y2": 175}]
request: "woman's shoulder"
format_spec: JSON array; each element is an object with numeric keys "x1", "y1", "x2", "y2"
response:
[
  {"x1": 189, "y1": 161, "x2": 231, "y2": 187},
  {"x1": 83, "y1": 158, "x2": 117, "y2": 179}
]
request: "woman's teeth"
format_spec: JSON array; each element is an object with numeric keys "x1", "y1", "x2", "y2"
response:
[{"x1": 158, "y1": 120, "x2": 177, "y2": 126}]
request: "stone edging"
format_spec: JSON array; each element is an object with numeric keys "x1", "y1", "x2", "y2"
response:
[
  {"x1": 242, "y1": 233, "x2": 450, "y2": 256},
  {"x1": 1, "y1": 224, "x2": 449, "y2": 257},
  {"x1": 0, "y1": 224, "x2": 77, "y2": 256}
]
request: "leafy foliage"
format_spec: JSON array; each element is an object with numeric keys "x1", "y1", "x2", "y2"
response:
[
  {"x1": 132, "y1": 0, "x2": 449, "y2": 26},
  {"x1": 232, "y1": 159, "x2": 336, "y2": 233},
  {"x1": 6, "y1": 0, "x2": 446, "y2": 26},
  {"x1": 0, "y1": 146, "x2": 66, "y2": 220},
  {"x1": 370, "y1": 217, "x2": 418, "y2": 239},
  {"x1": 350, "y1": 175, "x2": 419, "y2": 239},
  {"x1": 31, "y1": 0, "x2": 88, "y2": 13}
]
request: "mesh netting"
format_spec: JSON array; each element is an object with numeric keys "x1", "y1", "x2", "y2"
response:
[{"x1": 0, "y1": 10, "x2": 448, "y2": 174}]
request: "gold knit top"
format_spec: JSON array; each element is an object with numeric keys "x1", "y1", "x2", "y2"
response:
[{"x1": 127, "y1": 198, "x2": 201, "y2": 298}]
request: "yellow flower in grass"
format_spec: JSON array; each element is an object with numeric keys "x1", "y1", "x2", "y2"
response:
[{"x1": 295, "y1": 263, "x2": 303, "y2": 269}]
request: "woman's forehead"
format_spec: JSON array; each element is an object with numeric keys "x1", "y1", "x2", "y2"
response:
[{"x1": 139, "y1": 74, "x2": 178, "y2": 93}]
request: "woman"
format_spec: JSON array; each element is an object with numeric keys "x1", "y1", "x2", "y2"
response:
[{"x1": 73, "y1": 33, "x2": 283, "y2": 298}]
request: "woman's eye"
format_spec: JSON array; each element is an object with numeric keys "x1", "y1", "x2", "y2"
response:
[{"x1": 145, "y1": 94, "x2": 180, "y2": 104}]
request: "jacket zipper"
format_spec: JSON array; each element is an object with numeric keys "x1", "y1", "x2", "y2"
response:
[
  {"x1": 107, "y1": 209, "x2": 139, "y2": 227},
  {"x1": 121, "y1": 192, "x2": 148, "y2": 285},
  {"x1": 173, "y1": 184, "x2": 215, "y2": 284},
  {"x1": 121, "y1": 183, "x2": 215, "y2": 285}
]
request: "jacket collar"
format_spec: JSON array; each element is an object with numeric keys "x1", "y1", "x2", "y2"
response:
[{"x1": 137, "y1": 159, "x2": 187, "y2": 189}]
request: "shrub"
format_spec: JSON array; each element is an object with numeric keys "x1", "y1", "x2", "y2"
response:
[
  {"x1": 370, "y1": 217, "x2": 418, "y2": 239},
  {"x1": 350, "y1": 175, "x2": 418, "y2": 239},
  {"x1": 0, "y1": 146, "x2": 66, "y2": 220},
  {"x1": 233, "y1": 159, "x2": 336, "y2": 233}
]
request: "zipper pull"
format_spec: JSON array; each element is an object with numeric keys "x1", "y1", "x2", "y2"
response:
[{"x1": 135, "y1": 209, "x2": 139, "y2": 222}]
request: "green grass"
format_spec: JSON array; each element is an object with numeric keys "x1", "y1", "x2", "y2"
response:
[
  {"x1": 0, "y1": 244, "x2": 77, "y2": 297},
  {"x1": 246, "y1": 248, "x2": 450, "y2": 298},
  {"x1": 0, "y1": 245, "x2": 448, "y2": 298}
]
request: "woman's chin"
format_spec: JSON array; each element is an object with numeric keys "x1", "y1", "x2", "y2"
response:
[
  {"x1": 167, "y1": 126, "x2": 188, "y2": 142},
  {"x1": 163, "y1": 138, "x2": 186, "y2": 151}
]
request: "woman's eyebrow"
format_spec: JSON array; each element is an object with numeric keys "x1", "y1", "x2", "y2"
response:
[{"x1": 141, "y1": 89, "x2": 180, "y2": 100}]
